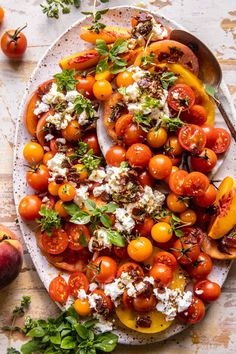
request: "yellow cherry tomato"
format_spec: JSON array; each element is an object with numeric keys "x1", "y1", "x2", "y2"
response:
[
  {"x1": 43, "y1": 151, "x2": 55, "y2": 165},
  {"x1": 54, "y1": 200, "x2": 68, "y2": 217},
  {"x1": 93, "y1": 80, "x2": 113, "y2": 101},
  {"x1": 116, "y1": 70, "x2": 134, "y2": 88},
  {"x1": 48, "y1": 181, "x2": 60, "y2": 196},
  {"x1": 167, "y1": 192, "x2": 189, "y2": 213},
  {"x1": 23, "y1": 142, "x2": 44, "y2": 164},
  {"x1": 73, "y1": 298, "x2": 91, "y2": 317},
  {"x1": 73, "y1": 163, "x2": 88, "y2": 181},
  {"x1": 147, "y1": 128, "x2": 168, "y2": 148},
  {"x1": 95, "y1": 70, "x2": 113, "y2": 82},
  {"x1": 127, "y1": 237, "x2": 153, "y2": 262},
  {"x1": 180, "y1": 209, "x2": 197, "y2": 226},
  {"x1": 58, "y1": 183, "x2": 76, "y2": 202},
  {"x1": 62, "y1": 120, "x2": 81, "y2": 142},
  {"x1": 151, "y1": 222, "x2": 173, "y2": 243}
]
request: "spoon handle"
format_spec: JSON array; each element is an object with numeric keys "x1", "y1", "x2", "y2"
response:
[{"x1": 215, "y1": 91, "x2": 236, "y2": 142}]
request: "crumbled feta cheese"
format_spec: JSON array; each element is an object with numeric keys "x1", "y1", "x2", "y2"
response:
[
  {"x1": 172, "y1": 91, "x2": 180, "y2": 100},
  {"x1": 89, "y1": 169, "x2": 106, "y2": 183},
  {"x1": 41, "y1": 196, "x2": 50, "y2": 203},
  {"x1": 88, "y1": 228, "x2": 112, "y2": 252},
  {"x1": 77, "y1": 289, "x2": 87, "y2": 300},
  {"x1": 56, "y1": 138, "x2": 66, "y2": 144},
  {"x1": 46, "y1": 112, "x2": 74, "y2": 130},
  {"x1": 151, "y1": 22, "x2": 168, "y2": 41},
  {"x1": 42, "y1": 83, "x2": 65, "y2": 105},
  {"x1": 89, "y1": 283, "x2": 98, "y2": 292},
  {"x1": 65, "y1": 90, "x2": 79, "y2": 102},
  {"x1": 93, "y1": 314, "x2": 113, "y2": 333},
  {"x1": 130, "y1": 66, "x2": 148, "y2": 82},
  {"x1": 137, "y1": 186, "x2": 165, "y2": 213},
  {"x1": 143, "y1": 276, "x2": 155, "y2": 285},
  {"x1": 74, "y1": 185, "x2": 89, "y2": 207},
  {"x1": 47, "y1": 152, "x2": 68, "y2": 180},
  {"x1": 123, "y1": 82, "x2": 141, "y2": 101},
  {"x1": 126, "y1": 282, "x2": 137, "y2": 297},
  {"x1": 104, "y1": 278, "x2": 125, "y2": 304},
  {"x1": 34, "y1": 101, "x2": 50, "y2": 116},
  {"x1": 44, "y1": 133, "x2": 54, "y2": 142},
  {"x1": 177, "y1": 291, "x2": 193, "y2": 313},
  {"x1": 195, "y1": 289, "x2": 204, "y2": 295},
  {"x1": 78, "y1": 111, "x2": 89, "y2": 126},
  {"x1": 88, "y1": 293, "x2": 102, "y2": 310},
  {"x1": 115, "y1": 208, "x2": 135, "y2": 233}
]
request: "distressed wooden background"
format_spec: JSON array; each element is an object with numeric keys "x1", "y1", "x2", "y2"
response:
[{"x1": 0, "y1": 0, "x2": 236, "y2": 353}]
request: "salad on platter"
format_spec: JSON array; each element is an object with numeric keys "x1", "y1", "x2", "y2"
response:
[{"x1": 17, "y1": 9, "x2": 236, "y2": 337}]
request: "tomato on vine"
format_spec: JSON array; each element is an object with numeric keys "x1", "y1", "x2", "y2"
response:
[{"x1": 1, "y1": 24, "x2": 27, "y2": 58}]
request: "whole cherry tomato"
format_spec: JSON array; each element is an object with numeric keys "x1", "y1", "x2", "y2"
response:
[
  {"x1": 90, "y1": 256, "x2": 117, "y2": 284},
  {"x1": 138, "y1": 170, "x2": 155, "y2": 187},
  {"x1": 201, "y1": 124, "x2": 218, "y2": 147},
  {"x1": 186, "y1": 252, "x2": 213, "y2": 279},
  {"x1": 127, "y1": 237, "x2": 153, "y2": 262},
  {"x1": 149, "y1": 263, "x2": 173, "y2": 286},
  {"x1": 76, "y1": 75, "x2": 95, "y2": 97},
  {"x1": 193, "y1": 184, "x2": 217, "y2": 208},
  {"x1": 116, "y1": 71, "x2": 134, "y2": 88},
  {"x1": 1, "y1": 25, "x2": 27, "y2": 58},
  {"x1": 18, "y1": 195, "x2": 42, "y2": 220},
  {"x1": 93, "y1": 80, "x2": 112, "y2": 100},
  {"x1": 181, "y1": 105, "x2": 207, "y2": 125},
  {"x1": 169, "y1": 169, "x2": 188, "y2": 195},
  {"x1": 193, "y1": 280, "x2": 221, "y2": 302},
  {"x1": 190, "y1": 148, "x2": 217, "y2": 173},
  {"x1": 126, "y1": 143, "x2": 152, "y2": 168},
  {"x1": 82, "y1": 132, "x2": 101, "y2": 155},
  {"x1": 147, "y1": 127, "x2": 168, "y2": 148},
  {"x1": 26, "y1": 164, "x2": 50, "y2": 192},
  {"x1": 153, "y1": 251, "x2": 178, "y2": 270},
  {"x1": 171, "y1": 237, "x2": 200, "y2": 265},
  {"x1": 123, "y1": 123, "x2": 146, "y2": 146},
  {"x1": 178, "y1": 295, "x2": 205, "y2": 324},
  {"x1": 23, "y1": 142, "x2": 44, "y2": 164},
  {"x1": 105, "y1": 145, "x2": 126, "y2": 166},
  {"x1": 148, "y1": 154, "x2": 172, "y2": 180},
  {"x1": 183, "y1": 172, "x2": 210, "y2": 197}
]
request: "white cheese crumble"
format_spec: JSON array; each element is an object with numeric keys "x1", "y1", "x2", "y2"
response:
[
  {"x1": 65, "y1": 90, "x2": 79, "y2": 102},
  {"x1": 42, "y1": 83, "x2": 65, "y2": 105},
  {"x1": 88, "y1": 228, "x2": 112, "y2": 252},
  {"x1": 78, "y1": 111, "x2": 89, "y2": 126},
  {"x1": 123, "y1": 82, "x2": 141, "y2": 101},
  {"x1": 136, "y1": 185, "x2": 165, "y2": 213},
  {"x1": 46, "y1": 112, "x2": 74, "y2": 130},
  {"x1": 89, "y1": 169, "x2": 106, "y2": 183},
  {"x1": 195, "y1": 289, "x2": 204, "y2": 295},
  {"x1": 93, "y1": 314, "x2": 113, "y2": 333},
  {"x1": 73, "y1": 185, "x2": 89, "y2": 208},
  {"x1": 56, "y1": 138, "x2": 66, "y2": 144},
  {"x1": 44, "y1": 133, "x2": 54, "y2": 142},
  {"x1": 115, "y1": 207, "x2": 135, "y2": 233},
  {"x1": 130, "y1": 66, "x2": 149, "y2": 82},
  {"x1": 151, "y1": 21, "x2": 168, "y2": 41},
  {"x1": 34, "y1": 101, "x2": 50, "y2": 116},
  {"x1": 88, "y1": 293, "x2": 102, "y2": 310},
  {"x1": 89, "y1": 283, "x2": 98, "y2": 292},
  {"x1": 47, "y1": 152, "x2": 68, "y2": 180},
  {"x1": 77, "y1": 289, "x2": 87, "y2": 300},
  {"x1": 104, "y1": 272, "x2": 132, "y2": 305}
]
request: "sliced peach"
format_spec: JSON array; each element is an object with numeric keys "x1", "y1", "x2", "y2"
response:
[
  {"x1": 80, "y1": 26, "x2": 130, "y2": 44},
  {"x1": 202, "y1": 236, "x2": 236, "y2": 260},
  {"x1": 36, "y1": 109, "x2": 54, "y2": 146},
  {"x1": 104, "y1": 92, "x2": 126, "y2": 141},
  {"x1": 24, "y1": 91, "x2": 39, "y2": 137},
  {"x1": 59, "y1": 49, "x2": 100, "y2": 71}
]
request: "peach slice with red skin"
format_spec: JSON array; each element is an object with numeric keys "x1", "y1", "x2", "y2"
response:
[{"x1": 80, "y1": 25, "x2": 131, "y2": 44}]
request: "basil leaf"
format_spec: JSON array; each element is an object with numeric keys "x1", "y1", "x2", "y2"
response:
[
  {"x1": 84, "y1": 199, "x2": 97, "y2": 212},
  {"x1": 74, "y1": 0, "x2": 81, "y2": 8},
  {"x1": 60, "y1": 336, "x2": 77, "y2": 349},
  {"x1": 94, "y1": 332, "x2": 118, "y2": 352},
  {"x1": 107, "y1": 230, "x2": 126, "y2": 247},
  {"x1": 70, "y1": 211, "x2": 91, "y2": 225},
  {"x1": 63, "y1": 202, "x2": 80, "y2": 215},
  {"x1": 204, "y1": 83, "x2": 218, "y2": 101},
  {"x1": 95, "y1": 39, "x2": 109, "y2": 56},
  {"x1": 65, "y1": 315, "x2": 79, "y2": 325},
  {"x1": 104, "y1": 202, "x2": 118, "y2": 213},
  {"x1": 61, "y1": 329, "x2": 71, "y2": 337},
  {"x1": 21, "y1": 340, "x2": 42, "y2": 354},
  {"x1": 26, "y1": 326, "x2": 45, "y2": 337},
  {"x1": 49, "y1": 331, "x2": 61, "y2": 344},
  {"x1": 110, "y1": 38, "x2": 128, "y2": 56},
  {"x1": 100, "y1": 214, "x2": 112, "y2": 228},
  {"x1": 110, "y1": 64, "x2": 126, "y2": 74},
  {"x1": 74, "y1": 323, "x2": 88, "y2": 339},
  {"x1": 81, "y1": 11, "x2": 93, "y2": 16},
  {"x1": 100, "y1": 0, "x2": 110, "y2": 2},
  {"x1": 84, "y1": 318, "x2": 98, "y2": 328},
  {"x1": 96, "y1": 58, "x2": 109, "y2": 73}
]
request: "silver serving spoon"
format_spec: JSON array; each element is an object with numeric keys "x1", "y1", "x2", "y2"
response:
[{"x1": 170, "y1": 29, "x2": 236, "y2": 141}]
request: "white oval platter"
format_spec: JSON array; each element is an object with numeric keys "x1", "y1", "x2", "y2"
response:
[{"x1": 13, "y1": 5, "x2": 236, "y2": 345}]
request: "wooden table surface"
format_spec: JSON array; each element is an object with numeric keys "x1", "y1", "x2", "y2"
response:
[{"x1": 0, "y1": 0, "x2": 236, "y2": 353}]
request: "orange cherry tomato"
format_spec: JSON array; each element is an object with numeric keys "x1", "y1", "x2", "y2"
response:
[
  {"x1": 58, "y1": 183, "x2": 76, "y2": 202},
  {"x1": 147, "y1": 127, "x2": 168, "y2": 148},
  {"x1": 105, "y1": 145, "x2": 126, "y2": 166},
  {"x1": 193, "y1": 184, "x2": 217, "y2": 208},
  {"x1": 171, "y1": 237, "x2": 200, "y2": 265},
  {"x1": 153, "y1": 251, "x2": 177, "y2": 270},
  {"x1": 43, "y1": 151, "x2": 55, "y2": 165},
  {"x1": 26, "y1": 165, "x2": 50, "y2": 192},
  {"x1": 178, "y1": 124, "x2": 206, "y2": 155},
  {"x1": 181, "y1": 104, "x2": 208, "y2": 125},
  {"x1": 180, "y1": 209, "x2": 197, "y2": 226},
  {"x1": 74, "y1": 298, "x2": 91, "y2": 316},
  {"x1": 19, "y1": 195, "x2": 42, "y2": 220},
  {"x1": 183, "y1": 172, "x2": 210, "y2": 197},
  {"x1": 167, "y1": 192, "x2": 189, "y2": 213},
  {"x1": 93, "y1": 80, "x2": 112, "y2": 101},
  {"x1": 115, "y1": 114, "x2": 133, "y2": 137},
  {"x1": 190, "y1": 148, "x2": 217, "y2": 173},
  {"x1": 149, "y1": 263, "x2": 173, "y2": 286},
  {"x1": 168, "y1": 169, "x2": 188, "y2": 195},
  {"x1": 54, "y1": 200, "x2": 69, "y2": 217},
  {"x1": 126, "y1": 143, "x2": 152, "y2": 168},
  {"x1": 91, "y1": 256, "x2": 117, "y2": 284},
  {"x1": 117, "y1": 262, "x2": 144, "y2": 278},
  {"x1": 123, "y1": 123, "x2": 146, "y2": 146},
  {"x1": 151, "y1": 222, "x2": 173, "y2": 243},
  {"x1": 148, "y1": 154, "x2": 172, "y2": 180},
  {"x1": 133, "y1": 294, "x2": 157, "y2": 312},
  {"x1": 164, "y1": 135, "x2": 184, "y2": 156},
  {"x1": 135, "y1": 217, "x2": 155, "y2": 237},
  {"x1": 116, "y1": 71, "x2": 134, "y2": 88},
  {"x1": 0, "y1": 7, "x2": 5, "y2": 23},
  {"x1": 23, "y1": 142, "x2": 44, "y2": 164},
  {"x1": 164, "y1": 165, "x2": 179, "y2": 184},
  {"x1": 48, "y1": 181, "x2": 60, "y2": 196},
  {"x1": 127, "y1": 237, "x2": 153, "y2": 262},
  {"x1": 62, "y1": 120, "x2": 81, "y2": 142}
]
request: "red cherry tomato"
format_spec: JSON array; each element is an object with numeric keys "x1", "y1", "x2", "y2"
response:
[
  {"x1": 135, "y1": 217, "x2": 155, "y2": 237},
  {"x1": 190, "y1": 148, "x2": 217, "y2": 173},
  {"x1": 76, "y1": 75, "x2": 95, "y2": 96},
  {"x1": 41, "y1": 229, "x2": 69, "y2": 255},
  {"x1": 18, "y1": 195, "x2": 42, "y2": 220},
  {"x1": 178, "y1": 124, "x2": 206, "y2": 154},
  {"x1": 26, "y1": 164, "x2": 50, "y2": 192},
  {"x1": 178, "y1": 295, "x2": 205, "y2": 324},
  {"x1": 210, "y1": 127, "x2": 231, "y2": 154},
  {"x1": 123, "y1": 123, "x2": 147, "y2": 146},
  {"x1": 149, "y1": 263, "x2": 173, "y2": 286},
  {"x1": 201, "y1": 124, "x2": 218, "y2": 147},
  {"x1": 186, "y1": 252, "x2": 213, "y2": 279},
  {"x1": 49, "y1": 275, "x2": 69, "y2": 303},
  {"x1": 133, "y1": 294, "x2": 157, "y2": 312},
  {"x1": 183, "y1": 172, "x2": 210, "y2": 197},
  {"x1": 171, "y1": 237, "x2": 200, "y2": 265},
  {"x1": 167, "y1": 84, "x2": 195, "y2": 111},
  {"x1": 169, "y1": 169, "x2": 188, "y2": 195},
  {"x1": 193, "y1": 280, "x2": 221, "y2": 302},
  {"x1": 82, "y1": 133, "x2": 101, "y2": 155},
  {"x1": 91, "y1": 256, "x2": 117, "y2": 284},
  {"x1": 181, "y1": 105, "x2": 207, "y2": 125},
  {"x1": 126, "y1": 143, "x2": 152, "y2": 168},
  {"x1": 117, "y1": 262, "x2": 144, "y2": 278},
  {"x1": 68, "y1": 272, "x2": 89, "y2": 298},
  {"x1": 113, "y1": 246, "x2": 129, "y2": 259},
  {"x1": 1, "y1": 25, "x2": 27, "y2": 58},
  {"x1": 65, "y1": 223, "x2": 91, "y2": 251},
  {"x1": 153, "y1": 251, "x2": 178, "y2": 270},
  {"x1": 105, "y1": 145, "x2": 126, "y2": 166},
  {"x1": 138, "y1": 170, "x2": 156, "y2": 187},
  {"x1": 194, "y1": 184, "x2": 217, "y2": 208}
]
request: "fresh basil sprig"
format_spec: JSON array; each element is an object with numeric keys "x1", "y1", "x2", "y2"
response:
[
  {"x1": 54, "y1": 69, "x2": 78, "y2": 91},
  {"x1": 37, "y1": 205, "x2": 62, "y2": 236},
  {"x1": 82, "y1": 9, "x2": 109, "y2": 34}
]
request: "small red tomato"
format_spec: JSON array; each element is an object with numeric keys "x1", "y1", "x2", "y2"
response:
[
  {"x1": 148, "y1": 263, "x2": 173, "y2": 286},
  {"x1": 105, "y1": 145, "x2": 126, "y2": 166},
  {"x1": 126, "y1": 143, "x2": 152, "y2": 168},
  {"x1": 178, "y1": 295, "x2": 205, "y2": 324},
  {"x1": 190, "y1": 148, "x2": 217, "y2": 173},
  {"x1": 193, "y1": 280, "x2": 221, "y2": 302},
  {"x1": 149, "y1": 154, "x2": 172, "y2": 180},
  {"x1": 1, "y1": 25, "x2": 27, "y2": 58}
]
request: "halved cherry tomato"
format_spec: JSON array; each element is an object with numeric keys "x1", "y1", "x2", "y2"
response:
[
  {"x1": 193, "y1": 280, "x2": 221, "y2": 302},
  {"x1": 183, "y1": 172, "x2": 210, "y2": 197},
  {"x1": 149, "y1": 263, "x2": 173, "y2": 286},
  {"x1": 49, "y1": 275, "x2": 69, "y2": 303},
  {"x1": 171, "y1": 237, "x2": 200, "y2": 265},
  {"x1": 210, "y1": 127, "x2": 231, "y2": 154},
  {"x1": 90, "y1": 256, "x2": 117, "y2": 284},
  {"x1": 65, "y1": 223, "x2": 91, "y2": 251},
  {"x1": 126, "y1": 143, "x2": 152, "y2": 168},
  {"x1": 18, "y1": 195, "x2": 42, "y2": 220},
  {"x1": 26, "y1": 164, "x2": 50, "y2": 192},
  {"x1": 186, "y1": 252, "x2": 212, "y2": 279},
  {"x1": 178, "y1": 124, "x2": 206, "y2": 154},
  {"x1": 127, "y1": 237, "x2": 153, "y2": 262},
  {"x1": 123, "y1": 123, "x2": 147, "y2": 146},
  {"x1": 115, "y1": 114, "x2": 133, "y2": 137},
  {"x1": 181, "y1": 105, "x2": 207, "y2": 125},
  {"x1": 68, "y1": 272, "x2": 89, "y2": 297},
  {"x1": 153, "y1": 251, "x2": 178, "y2": 270},
  {"x1": 82, "y1": 133, "x2": 101, "y2": 155},
  {"x1": 178, "y1": 295, "x2": 205, "y2": 324},
  {"x1": 169, "y1": 169, "x2": 188, "y2": 195},
  {"x1": 42, "y1": 229, "x2": 69, "y2": 255},
  {"x1": 167, "y1": 84, "x2": 195, "y2": 111},
  {"x1": 201, "y1": 124, "x2": 218, "y2": 147},
  {"x1": 106, "y1": 145, "x2": 126, "y2": 166},
  {"x1": 193, "y1": 184, "x2": 217, "y2": 208},
  {"x1": 138, "y1": 170, "x2": 155, "y2": 187},
  {"x1": 148, "y1": 154, "x2": 172, "y2": 180},
  {"x1": 117, "y1": 262, "x2": 144, "y2": 278},
  {"x1": 190, "y1": 148, "x2": 217, "y2": 173}
]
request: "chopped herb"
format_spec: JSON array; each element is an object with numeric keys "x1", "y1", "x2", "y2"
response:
[
  {"x1": 134, "y1": 112, "x2": 152, "y2": 132},
  {"x1": 73, "y1": 94, "x2": 96, "y2": 119},
  {"x1": 140, "y1": 52, "x2": 155, "y2": 67},
  {"x1": 161, "y1": 116, "x2": 184, "y2": 132},
  {"x1": 82, "y1": 9, "x2": 109, "y2": 34},
  {"x1": 159, "y1": 71, "x2": 178, "y2": 90},
  {"x1": 37, "y1": 205, "x2": 62, "y2": 236},
  {"x1": 54, "y1": 69, "x2": 78, "y2": 91},
  {"x1": 6, "y1": 348, "x2": 21, "y2": 354},
  {"x1": 143, "y1": 96, "x2": 160, "y2": 109}
]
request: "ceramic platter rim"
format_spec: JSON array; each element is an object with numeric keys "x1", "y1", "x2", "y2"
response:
[{"x1": 13, "y1": 5, "x2": 236, "y2": 345}]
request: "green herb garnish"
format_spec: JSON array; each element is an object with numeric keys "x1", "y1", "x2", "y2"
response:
[
  {"x1": 82, "y1": 8, "x2": 109, "y2": 34},
  {"x1": 74, "y1": 94, "x2": 96, "y2": 120},
  {"x1": 140, "y1": 52, "x2": 155, "y2": 67},
  {"x1": 54, "y1": 69, "x2": 78, "y2": 92},
  {"x1": 159, "y1": 71, "x2": 178, "y2": 90},
  {"x1": 37, "y1": 205, "x2": 62, "y2": 236}
]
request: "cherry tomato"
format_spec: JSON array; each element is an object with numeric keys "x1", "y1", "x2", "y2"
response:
[
  {"x1": 178, "y1": 295, "x2": 205, "y2": 324},
  {"x1": 167, "y1": 192, "x2": 189, "y2": 213},
  {"x1": 91, "y1": 289, "x2": 113, "y2": 312},
  {"x1": 183, "y1": 172, "x2": 210, "y2": 197},
  {"x1": 48, "y1": 181, "x2": 60, "y2": 196},
  {"x1": 123, "y1": 123, "x2": 146, "y2": 146},
  {"x1": 26, "y1": 164, "x2": 50, "y2": 192},
  {"x1": 186, "y1": 252, "x2": 213, "y2": 279},
  {"x1": 180, "y1": 209, "x2": 197, "y2": 226},
  {"x1": 49, "y1": 275, "x2": 69, "y2": 303},
  {"x1": 18, "y1": 195, "x2": 42, "y2": 220},
  {"x1": 151, "y1": 222, "x2": 173, "y2": 243},
  {"x1": 210, "y1": 127, "x2": 231, "y2": 154},
  {"x1": 169, "y1": 169, "x2": 188, "y2": 195},
  {"x1": 190, "y1": 148, "x2": 217, "y2": 173},
  {"x1": 62, "y1": 120, "x2": 81, "y2": 142},
  {"x1": 164, "y1": 166, "x2": 179, "y2": 184},
  {"x1": 68, "y1": 272, "x2": 89, "y2": 297},
  {"x1": 149, "y1": 263, "x2": 173, "y2": 286},
  {"x1": 76, "y1": 75, "x2": 95, "y2": 96},
  {"x1": 117, "y1": 262, "x2": 144, "y2": 278},
  {"x1": 201, "y1": 124, "x2": 218, "y2": 148},
  {"x1": 23, "y1": 142, "x2": 44, "y2": 164},
  {"x1": 181, "y1": 105, "x2": 207, "y2": 125},
  {"x1": 135, "y1": 217, "x2": 155, "y2": 237},
  {"x1": 195, "y1": 206, "x2": 211, "y2": 227},
  {"x1": 91, "y1": 256, "x2": 117, "y2": 284},
  {"x1": 116, "y1": 71, "x2": 134, "y2": 88},
  {"x1": 171, "y1": 237, "x2": 200, "y2": 265},
  {"x1": 42, "y1": 229, "x2": 69, "y2": 255},
  {"x1": 193, "y1": 280, "x2": 221, "y2": 302},
  {"x1": 1, "y1": 25, "x2": 27, "y2": 58},
  {"x1": 43, "y1": 151, "x2": 55, "y2": 165},
  {"x1": 72, "y1": 163, "x2": 88, "y2": 181},
  {"x1": 58, "y1": 183, "x2": 76, "y2": 202},
  {"x1": 147, "y1": 127, "x2": 168, "y2": 148},
  {"x1": 178, "y1": 124, "x2": 206, "y2": 154},
  {"x1": 93, "y1": 80, "x2": 113, "y2": 101},
  {"x1": 153, "y1": 251, "x2": 177, "y2": 270},
  {"x1": 122, "y1": 289, "x2": 133, "y2": 309},
  {"x1": 167, "y1": 84, "x2": 195, "y2": 111},
  {"x1": 127, "y1": 237, "x2": 153, "y2": 262},
  {"x1": 105, "y1": 145, "x2": 126, "y2": 166},
  {"x1": 82, "y1": 133, "x2": 101, "y2": 155},
  {"x1": 164, "y1": 136, "x2": 184, "y2": 156},
  {"x1": 133, "y1": 294, "x2": 157, "y2": 312},
  {"x1": 115, "y1": 114, "x2": 133, "y2": 137},
  {"x1": 65, "y1": 223, "x2": 91, "y2": 251},
  {"x1": 138, "y1": 170, "x2": 155, "y2": 187},
  {"x1": 193, "y1": 184, "x2": 217, "y2": 208},
  {"x1": 169, "y1": 156, "x2": 182, "y2": 166},
  {"x1": 113, "y1": 246, "x2": 129, "y2": 259},
  {"x1": 0, "y1": 7, "x2": 4, "y2": 23},
  {"x1": 126, "y1": 143, "x2": 152, "y2": 168},
  {"x1": 74, "y1": 298, "x2": 91, "y2": 316},
  {"x1": 148, "y1": 154, "x2": 172, "y2": 180},
  {"x1": 54, "y1": 200, "x2": 69, "y2": 218}
]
